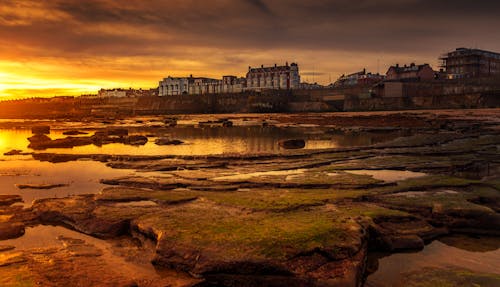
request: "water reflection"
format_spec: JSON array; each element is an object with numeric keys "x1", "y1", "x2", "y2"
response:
[
  {"x1": 365, "y1": 235, "x2": 500, "y2": 287},
  {"x1": 0, "y1": 159, "x2": 134, "y2": 204},
  {"x1": 0, "y1": 126, "x2": 407, "y2": 156}
]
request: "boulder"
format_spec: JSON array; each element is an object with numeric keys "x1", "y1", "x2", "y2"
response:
[
  {"x1": 165, "y1": 118, "x2": 177, "y2": 127},
  {"x1": 0, "y1": 195, "x2": 22, "y2": 206},
  {"x1": 3, "y1": 149, "x2": 24, "y2": 156},
  {"x1": 126, "y1": 135, "x2": 148, "y2": 146},
  {"x1": 0, "y1": 222, "x2": 25, "y2": 240},
  {"x1": 28, "y1": 136, "x2": 93, "y2": 150},
  {"x1": 31, "y1": 125, "x2": 50, "y2": 135},
  {"x1": 27, "y1": 134, "x2": 51, "y2": 144},
  {"x1": 155, "y1": 138, "x2": 184, "y2": 145},
  {"x1": 106, "y1": 128, "x2": 128, "y2": 137},
  {"x1": 15, "y1": 183, "x2": 68, "y2": 190},
  {"x1": 63, "y1": 130, "x2": 88, "y2": 136},
  {"x1": 278, "y1": 139, "x2": 306, "y2": 149}
]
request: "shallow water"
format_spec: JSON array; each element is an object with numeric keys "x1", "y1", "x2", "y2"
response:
[
  {"x1": 1, "y1": 225, "x2": 172, "y2": 280},
  {"x1": 0, "y1": 124, "x2": 406, "y2": 156},
  {"x1": 365, "y1": 235, "x2": 500, "y2": 287},
  {"x1": 212, "y1": 169, "x2": 307, "y2": 181},
  {"x1": 346, "y1": 169, "x2": 427, "y2": 182},
  {"x1": 0, "y1": 157, "x2": 134, "y2": 204}
]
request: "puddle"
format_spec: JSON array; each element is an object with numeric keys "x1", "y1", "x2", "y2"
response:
[
  {"x1": 213, "y1": 169, "x2": 307, "y2": 181},
  {"x1": 113, "y1": 200, "x2": 158, "y2": 207},
  {"x1": 366, "y1": 235, "x2": 500, "y2": 287},
  {"x1": 346, "y1": 170, "x2": 427, "y2": 182},
  {"x1": 285, "y1": 172, "x2": 339, "y2": 181},
  {"x1": 0, "y1": 225, "x2": 172, "y2": 280},
  {"x1": 0, "y1": 159, "x2": 134, "y2": 205},
  {"x1": 0, "y1": 123, "x2": 410, "y2": 156}
]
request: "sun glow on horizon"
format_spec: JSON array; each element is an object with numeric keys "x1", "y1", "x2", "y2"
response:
[{"x1": 0, "y1": 61, "x2": 159, "y2": 99}]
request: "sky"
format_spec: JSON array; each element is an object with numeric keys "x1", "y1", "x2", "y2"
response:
[{"x1": 1, "y1": 0, "x2": 499, "y2": 99}]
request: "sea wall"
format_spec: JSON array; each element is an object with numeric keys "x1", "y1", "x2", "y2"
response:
[
  {"x1": 0, "y1": 78, "x2": 499, "y2": 118},
  {"x1": 344, "y1": 78, "x2": 500, "y2": 111}
]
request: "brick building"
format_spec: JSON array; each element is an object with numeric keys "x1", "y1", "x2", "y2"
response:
[
  {"x1": 386, "y1": 63, "x2": 436, "y2": 82},
  {"x1": 440, "y1": 48, "x2": 500, "y2": 79},
  {"x1": 334, "y1": 69, "x2": 384, "y2": 87},
  {"x1": 246, "y1": 62, "x2": 300, "y2": 91}
]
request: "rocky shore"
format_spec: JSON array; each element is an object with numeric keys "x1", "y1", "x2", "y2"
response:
[{"x1": 0, "y1": 110, "x2": 499, "y2": 287}]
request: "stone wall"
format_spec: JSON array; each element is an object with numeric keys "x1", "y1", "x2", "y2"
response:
[{"x1": 0, "y1": 79, "x2": 499, "y2": 119}]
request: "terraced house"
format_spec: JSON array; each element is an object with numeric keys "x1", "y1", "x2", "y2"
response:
[{"x1": 246, "y1": 62, "x2": 300, "y2": 91}]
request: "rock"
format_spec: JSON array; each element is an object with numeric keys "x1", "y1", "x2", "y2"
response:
[
  {"x1": 63, "y1": 130, "x2": 88, "y2": 136},
  {"x1": 0, "y1": 252, "x2": 26, "y2": 267},
  {"x1": 3, "y1": 149, "x2": 24, "y2": 156},
  {"x1": 31, "y1": 125, "x2": 50, "y2": 134},
  {"x1": 28, "y1": 136, "x2": 93, "y2": 150},
  {"x1": 384, "y1": 235, "x2": 425, "y2": 251},
  {"x1": 0, "y1": 222, "x2": 25, "y2": 240},
  {"x1": 0, "y1": 195, "x2": 22, "y2": 206},
  {"x1": 0, "y1": 245, "x2": 15, "y2": 252},
  {"x1": 15, "y1": 183, "x2": 69, "y2": 190},
  {"x1": 106, "y1": 128, "x2": 128, "y2": 136},
  {"x1": 199, "y1": 119, "x2": 233, "y2": 127},
  {"x1": 126, "y1": 135, "x2": 148, "y2": 146},
  {"x1": 278, "y1": 139, "x2": 306, "y2": 149},
  {"x1": 155, "y1": 138, "x2": 184, "y2": 145},
  {"x1": 165, "y1": 118, "x2": 177, "y2": 127},
  {"x1": 27, "y1": 134, "x2": 51, "y2": 144}
]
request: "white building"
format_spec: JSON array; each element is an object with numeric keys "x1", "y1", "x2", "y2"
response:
[
  {"x1": 159, "y1": 61, "x2": 301, "y2": 96},
  {"x1": 98, "y1": 88, "x2": 158, "y2": 98},
  {"x1": 222, "y1": 76, "x2": 246, "y2": 93},
  {"x1": 159, "y1": 75, "x2": 245, "y2": 96},
  {"x1": 158, "y1": 77, "x2": 192, "y2": 96},
  {"x1": 246, "y1": 62, "x2": 300, "y2": 91}
]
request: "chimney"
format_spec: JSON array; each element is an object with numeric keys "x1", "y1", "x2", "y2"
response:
[
  {"x1": 395, "y1": 64, "x2": 399, "y2": 68},
  {"x1": 274, "y1": 63, "x2": 277, "y2": 67},
  {"x1": 286, "y1": 61, "x2": 289, "y2": 66},
  {"x1": 261, "y1": 64, "x2": 264, "y2": 68}
]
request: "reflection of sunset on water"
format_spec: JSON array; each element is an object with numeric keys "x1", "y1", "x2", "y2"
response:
[{"x1": 0, "y1": 125, "x2": 405, "y2": 156}]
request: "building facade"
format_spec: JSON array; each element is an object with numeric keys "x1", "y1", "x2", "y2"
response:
[
  {"x1": 222, "y1": 76, "x2": 247, "y2": 93},
  {"x1": 440, "y1": 48, "x2": 500, "y2": 79},
  {"x1": 246, "y1": 63, "x2": 300, "y2": 91},
  {"x1": 334, "y1": 69, "x2": 385, "y2": 87},
  {"x1": 98, "y1": 88, "x2": 158, "y2": 98},
  {"x1": 386, "y1": 63, "x2": 435, "y2": 81},
  {"x1": 159, "y1": 62, "x2": 301, "y2": 96}
]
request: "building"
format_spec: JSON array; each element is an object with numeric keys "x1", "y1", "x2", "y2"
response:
[
  {"x1": 158, "y1": 77, "x2": 192, "y2": 96},
  {"x1": 159, "y1": 61, "x2": 300, "y2": 96},
  {"x1": 440, "y1": 48, "x2": 500, "y2": 79},
  {"x1": 246, "y1": 62, "x2": 300, "y2": 91},
  {"x1": 222, "y1": 76, "x2": 247, "y2": 93},
  {"x1": 299, "y1": 82, "x2": 324, "y2": 89},
  {"x1": 98, "y1": 88, "x2": 158, "y2": 98},
  {"x1": 334, "y1": 69, "x2": 385, "y2": 87},
  {"x1": 386, "y1": 63, "x2": 436, "y2": 81}
]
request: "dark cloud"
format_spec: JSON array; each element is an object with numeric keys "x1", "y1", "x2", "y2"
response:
[
  {"x1": 2, "y1": 0, "x2": 499, "y2": 55},
  {"x1": 245, "y1": 0, "x2": 273, "y2": 15}
]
